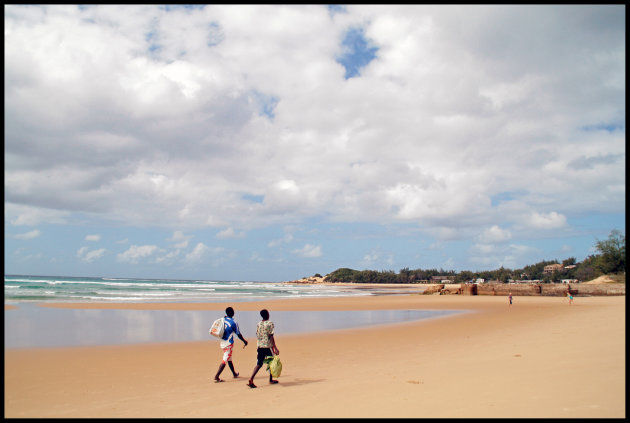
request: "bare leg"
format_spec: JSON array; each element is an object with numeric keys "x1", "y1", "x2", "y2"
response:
[
  {"x1": 215, "y1": 363, "x2": 226, "y2": 382},
  {"x1": 227, "y1": 361, "x2": 239, "y2": 377},
  {"x1": 248, "y1": 364, "x2": 262, "y2": 388}
]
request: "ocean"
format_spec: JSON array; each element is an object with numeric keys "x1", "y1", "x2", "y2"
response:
[
  {"x1": 5, "y1": 274, "x2": 462, "y2": 349},
  {"x1": 3, "y1": 274, "x2": 384, "y2": 304}
]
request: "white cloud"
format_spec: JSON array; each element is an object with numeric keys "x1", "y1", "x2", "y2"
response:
[
  {"x1": 185, "y1": 243, "x2": 230, "y2": 265},
  {"x1": 478, "y1": 225, "x2": 512, "y2": 244},
  {"x1": 292, "y1": 244, "x2": 322, "y2": 258},
  {"x1": 6, "y1": 204, "x2": 70, "y2": 226},
  {"x1": 3, "y1": 5, "x2": 624, "y2": 277},
  {"x1": 249, "y1": 252, "x2": 265, "y2": 262},
  {"x1": 117, "y1": 245, "x2": 159, "y2": 263},
  {"x1": 85, "y1": 234, "x2": 101, "y2": 242},
  {"x1": 216, "y1": 227, "x2": 246, "y2": 239},
  {"x1": 361, "y1": 249, "x2": 394, "y2": 267},
  {"x1": 6, "y1": 5, "x2": 622, "y2": 233},
  {"x1": 14, "y1": 229, "x2": 41, "y2": 240},
  {"x1": 77, "y1": 246, "x2": 106, "y2": 262},
  {"x1": 268, "y1": 232, "x2": 294, "y2": 247},
  {"x1": 468, "y1": 243, "x2": 541, "y2": 270},
  {"x1": 185, "y1": 242, "x2": 210, "y2": 262},
  {"x1": 168, "y1": 230, "x2": 192, "y2": 248},
  {"x1": 155, "y1": 248, "x2": 181, "y2": 264},
  {"x1": 76, "y1": 246, "x2": 89, "y2": 258},
  {"x1": 85, "y1": 249, "x2": 106, "y2": 263},
  {"x1": 526, "y1": 211, "x2": 568, "y2": 230}
]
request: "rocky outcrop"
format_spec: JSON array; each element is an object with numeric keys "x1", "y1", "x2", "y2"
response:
[
  {"x1": 290, "y1": 276, "x2": 326, "y2": 284},
  {"x1": 422, "y1": 284, "x2": 444, "y2": 295},
  {"x1": 476, "y1": 283, "x2": 541, "y2": 296},
  {"x1": 540, "y1": 284, "x2": 569, "y2": 296},
  {"x1": 441, "y1": 285, "x2": 462, "y2": 295},
  {"x1": 460, "y1": 284, "x2": 477, "y2": 296},
  {"x1": 466, "y1": 282, "x2": 624, "y2": 297},
  {"x1": 569, "y1": 283, "x2": 625, "y2": 296}
]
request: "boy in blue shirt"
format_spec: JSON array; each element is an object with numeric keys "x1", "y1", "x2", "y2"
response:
[{"x1": 214, "y1": 307, "x2": 248, "y2": 383}]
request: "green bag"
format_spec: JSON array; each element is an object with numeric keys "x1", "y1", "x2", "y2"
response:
[{"x1": 263, "y1": 356, "x2": 282, "y2": 378}]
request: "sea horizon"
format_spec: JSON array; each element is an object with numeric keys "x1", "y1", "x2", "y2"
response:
[
  {"x1": 3, "y1": 273, "x2": 446, "y2": 348},
  {"x1": 4, "y1": 273, "x2": 426, "y2": 305}
]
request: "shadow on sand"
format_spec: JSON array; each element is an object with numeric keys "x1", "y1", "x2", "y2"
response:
[{"x1": 276, "y1": 377, "x2": 326, "y2": 388}]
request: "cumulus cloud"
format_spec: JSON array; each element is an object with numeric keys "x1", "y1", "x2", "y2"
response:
[
  {"x1": 268, "y1": 231, "x2": 294, "y2": 247},
  {"x1": 14, "y1": 229, "x2": 41, "y2": 240},
  {"x1": 478, "y1": 225, "x2": 512, "y2": 244},
  {"x1": 292, "y1": 244, "x2": 323, "y2": 258},
  {"x1": 168, "y1": 230, "x2": 192, "y2": 248},
  {"x1": 185, "y1": 243, "x2": 229, "y2": 265},
  {"x1": 526, "y1": 211, "x2": 568, "y2": 230},
  {"x1": 77, "y1": 246, "x2": 107, "y2": 262},
  {"x1": 468, "y1": 243, "x2": 541, "y2": 270},
  {"x1": 216, "y1": 227, "x2": 246, "y2": 239},
  {"x1": 6, "y1": 204, "x2": 70, "y2": 226},
  {"x1": 117, "y1": 245, "x2": 159, "y2": 263},
  {"x1": 4, "y1": 5, "x2": 625, "y2": 273},
  {"x1": 362, "y1": 249, "x2": 394, "y2": 267},
  {"x1": 185, "y1": 242, "x2": 210, "y2": 262}
]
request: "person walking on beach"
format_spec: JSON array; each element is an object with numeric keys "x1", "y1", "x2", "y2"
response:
[
  {"x1": 215, "y1": 307, "x2": 248, "y2": 383},
  {"x1": 567, "y1": 291, "x2": 574, "y2": 305},
  {"x1": 247, "y1": 309, "x2": 279, "y2": 388},
  {"x1": 508, "y1": 293, "x2": 513, "y2": 307}
]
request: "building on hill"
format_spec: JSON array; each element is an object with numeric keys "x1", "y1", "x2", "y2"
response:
[
  {"x1": 543, "y1": 263, "x2": 564, "y2": 274},
  {"x1": 431, "y1": 275, "x2": 455, "y2": 283}
]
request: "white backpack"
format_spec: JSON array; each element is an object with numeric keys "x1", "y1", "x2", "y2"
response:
[{"x1": 209, "y1": 317, "x2": 225, "y2": 338}]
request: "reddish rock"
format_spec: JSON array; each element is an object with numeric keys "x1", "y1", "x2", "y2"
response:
[{"x1": 422, "y1": 284, "x2": 444, "y2": 295}]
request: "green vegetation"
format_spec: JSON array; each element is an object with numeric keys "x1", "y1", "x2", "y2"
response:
[{"x1": 323, "y1": 230, "x2": 626, "y2": 284}]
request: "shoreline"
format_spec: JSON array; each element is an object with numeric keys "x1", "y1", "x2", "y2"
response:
[
  {"x1": 287, "y1": 278, "x2": 626, "y2": 297},
  {"x1": 4, "y1": 294, "x2": 625, "y2": 418}
]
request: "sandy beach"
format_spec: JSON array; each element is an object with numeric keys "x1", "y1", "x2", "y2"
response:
[{"x1": 4, "y1": 293, "x2": 625, "y2": 418}]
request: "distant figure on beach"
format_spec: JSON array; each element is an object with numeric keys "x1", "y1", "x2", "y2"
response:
[
  {"x1": 508, "y1": 293, "x2": 513, "y2": 306},
  {"x1": 247, "y1": 309, "x2": 280, "y2": 388},
  {"x1": 567, "y1": 291, "x2": 574, "y2": 305},
  {"x1": 214, "y1": 307, "x2": 248, "y2": 383}
]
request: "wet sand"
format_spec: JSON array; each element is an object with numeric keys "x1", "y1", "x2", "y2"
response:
[{"x1": 4, "y1": 294, "x2": 625, "y2": 418}]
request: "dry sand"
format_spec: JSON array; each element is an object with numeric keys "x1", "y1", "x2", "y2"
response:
[{"x1": 4, "y1": 294, "x2": 625, "y2": 418}]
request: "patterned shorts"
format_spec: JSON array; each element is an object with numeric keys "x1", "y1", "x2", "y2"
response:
[{"x1": 222, "y1": 344, "x2": 234, "y2": 363}]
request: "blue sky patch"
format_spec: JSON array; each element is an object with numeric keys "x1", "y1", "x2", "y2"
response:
[
  {"x1": 207, "y1": 22, "x2": 224, "y2": 47},
  {"x1": 145, "y1": 30, "x2": 160, "y2": 53},
  {"x1": 490, "y1": 191, "x2": 527, "y2": 207},
  {"x1": 242, "y1": 194, "x2": 265, "y2": 204},
  {"x1": 580, "y1": 122, "x2": 624, "y2": 133},
  {"x1": 251, "y1": 91, "x2": 279, "y2": 119},
  {"x1": 569, "y1": 153, "x2": 622, "y2": 169},
  {"x1": 336, "y1": 26, "x2": 379, "y2": 79},
  {"x1": 159, "y1": 5, "x2": 206, "y2": 12},
  {"x1": 327, "y1": 5, "x2": 347, "y2": 17}
]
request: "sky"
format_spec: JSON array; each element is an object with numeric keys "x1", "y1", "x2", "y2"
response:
[{"x1": 4, "y1": 5, "x2": 626, "y2": 282}]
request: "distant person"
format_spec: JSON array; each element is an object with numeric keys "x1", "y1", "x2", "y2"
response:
[
  {"x1": 214, "y1": 306, "x2": 248, "y2": 383},
  {"x1": 247, "y1": 309, "x2": 279, "y2": 388},
  {"x1": 508, "y1": 293, "x2": 513, "y2": 306},
  {"x1": 567, "y1": 291, "x2": 574, "y2": 305}
]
